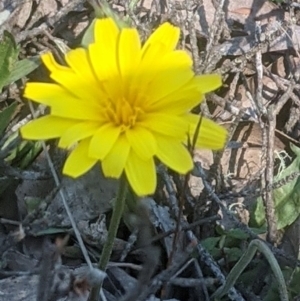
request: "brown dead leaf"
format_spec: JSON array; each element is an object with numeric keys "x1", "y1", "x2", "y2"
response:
[
  {"x1": 35, "y1": 0, "x2": 58, "y2": 19},
  {"x1": 230, "y1": 7, "x2": 252, "y2": 16},
  {"x1": 14, "y1": 0, "x2": 33, "y2": 28},
  {"x1": 271, "y1": 56, "x2": 286, "y2": 78}
]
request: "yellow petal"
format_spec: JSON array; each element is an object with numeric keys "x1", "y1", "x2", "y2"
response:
[
  {"x1": 65, "y1": 48, "x2": 99, "y2": 87},
  {"x1": 140, "y1": 113, "x2": 188, "y2": 139},
  {"x1": 24, "y1": 83, "x2": 103, "y2": 121},
  {"x1": 58, "y1": 122, "x2": 100, "y2": 149},
  {"x1": 117, "y1": 27, "x2": 141, "y2": 89},
  {"x1": 156, "y1": 135, "x2": 193, "y2": 174},
  {"x1": 20, "y1": 116, "x2": 77, "y2": 140},
  {"x1": 42, "y1": 52, "x2": 105, "y2": 103},
  {"x1": 89, "y1": 18, "x2": 120, "y2": 100},
  {"x1": 116, "y1": 28, "x2": 141, "y2": 98},
  {"x1": 148, "y1": 82, "x2": 202, "y2": 114},
  {"x1": 142, "y1": 49, "x2": 192, "y2": 74},
  {"x1": 101, "y1": 134, "x2": 130, "y2": 178},
  {"x1": 50, "y1": 70, "x2": 102, "y2": 103},
  {"x1": 125, "y1": 127, "x2": 156, "y2": 160},
  {"x1": 142, "y1": 51, "x2": 193, "y2": 103},
  {"x1": 63, "y1": 138, "x2": 97, "y2": 177},
  {"x1": 148, "y1": 75, "x2": 222, "y2": 114},
  {"x1": 94, "y1": 18, "x2": 119, "y2": 45},
  {"x1": 125, "y1": 151, "x2": 156, "y2": 196},
  {"x1": 142, "y1": 22, "x2": 180, "y2": 58},
  {"x1": 89, "y1": 124, "x2": 121, "y2": 159},
  {"x1": 194, "y1": 74, "x2": 222, "y2": 94},
  {"x1": 42, "y1": 52, "x2": 71, "y2": 73},
  {"x1": 138, "y1": 42, "x2": 166, "y2": 73},
  {"x1": 89, "y1": 42, "x2": 121, "y2": 101},
  {"x1": 137, "y1": 23, "x2": 180, "y2": 87},
  {"x1": 188, "y1": 114, "x2": 227, "y2": 149}
]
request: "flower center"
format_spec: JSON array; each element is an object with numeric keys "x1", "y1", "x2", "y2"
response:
[{"x1": 105, "y1": 98, "x2": 143, "y2": 131}]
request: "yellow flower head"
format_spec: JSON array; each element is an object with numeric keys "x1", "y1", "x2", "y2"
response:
[{"x1": 21, "y1": 18, "x2": 227, "y2": 196}]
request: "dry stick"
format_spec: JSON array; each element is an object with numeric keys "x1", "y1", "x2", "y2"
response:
[
  {"x1": 204, "y1": 0, "x2": 225, "y2": 64},
  {"x1": 191, "y1": 234, "x2": 245, "y2": 301},
  {"x1": 166, "y1": 256, "x2": 211, "y2": 300},
  {"x1": 264, "y1": 68, "x2": 299, "y2": 106},
  {"x1": 167, "y1": 181, "x2": 186, "y2": 265},
  {"x1": 193, "y1": 258, "x2": 211, "y2": 301},
  {"x1": 134, "y1": 244, "x2": 195, "y2": 301},
  {"x1": 185, "y1": 0, "x2": 200, "y2": 73},
  {"x1": 149, "y1": 215, "x2": 220, "y2": 245},
  {"x1": 265, "y1": 106, "x2": 277, "y2": 243},
  {"x1": 119, "y1": 228, "x2": 138, "y2": 262},
  {"x1": 15, "y1": 0, "x2": 84, "y2": 43},
  {"x1": 204, "y1": 1, "x2": 231, "y2": 74},
  {"x1": 162, "y1": 101, "x2": 203, "y2": 269},
  {"x1": 219, "y1": 170, "x2": 300, "y2": 201},
  {"x1": 120, "y1": 203, "x2": 160, "y2": 301},
  {"x1": 160, "y1": 168, "x2": 189, "y2": 299},
  {"x1": 159, "y1": 167, "x2": 245, "y2": 301},
  {"x1": 254, "y1": 21, "x2": 277, "y2": 244},
  {"x1": 208, "y1": 94, "x2": 257, "y2": 122},
  {"x1": 169, "y1": 277, "x2": 216, "y2": 288},
  {"x1": 130, "y1": 215, "x2": 220, "y2": 252},
  {"x1": 261, "y1": 74, "x2": 297, "y2": 244},
  {"x1": 36, "y1": 240, "x2": 59, "y2": 301},
  {"x1": 194, "y1": 162, "x2": 300, "y2": 268}
]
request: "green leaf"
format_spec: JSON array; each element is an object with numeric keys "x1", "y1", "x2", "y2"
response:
[
  {"x1": 24, "y1": 197, "x2": 43, "y2": 213},
  {"x1": 286, "y1": 266, "x2": 300, "y2": 296},
  {"x1": 201, "y1": 237, "x2": 221, "y2": 252},
  {"x1": 35, "y1": 227, "x2": 70, "y2": 236},
  {"x1": 81, "y1": 19, "x2": 97, "y2": 47},
  {"x1": 224, "y1": 247, "x2": 243, "y2": 262},
  {"x1": 4, "y1": 56, "x2": 40, "y2": 85},
  {"x1": 88, "y1": 1, "x2": 128, "y2": 27},
  {"x1": 225, "y1": 228, "x2": 250, "y2": 240},
  {"x1": 0, "y1": 102, "x2": 17, "y2": 135},
  {"x1": 4, "y1": 133, "x2": 42, "y2": 169},
  {"x1": 81, "y1": 2, "x2": 129, "y2": 48},
  {"x1": 0, "y1": 31, "x2": 19, "y2": 91},
  {"x1": 250, "y1": 144, "x2": 300, "y2": 229}
]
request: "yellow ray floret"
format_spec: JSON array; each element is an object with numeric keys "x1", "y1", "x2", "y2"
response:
[{"x1": 21, "y1": 17, "x2": 227, "y2": 196}]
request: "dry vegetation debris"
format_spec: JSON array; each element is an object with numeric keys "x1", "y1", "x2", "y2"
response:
[{"x1": 1, "y1": 0, "x2": 300, "y2": 300}]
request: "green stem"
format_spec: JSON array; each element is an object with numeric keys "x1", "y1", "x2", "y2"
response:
[
  {"x1": 88, "y1": 176, "x2": 128, "y2": 301},
  {"x1": 212, "y1": 239, "x2": 288, "y2": 301},
  {"x1": 212, "y1": 239, "x2": 289, "y2": 301}
]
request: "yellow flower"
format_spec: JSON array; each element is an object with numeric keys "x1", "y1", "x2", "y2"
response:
[{"x1": 20, "y1": 18, "x2": 227, "y2": 196}]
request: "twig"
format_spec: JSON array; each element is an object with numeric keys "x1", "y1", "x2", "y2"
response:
[
  {"x1": 193, "y1": 162, "x2": 300, "y2": 267},
  {"x1": 36, "y1": 239, "x2": 61, "y2": 301},
  {"x1": 190, "y1": 232, "x2": 245, "y2": 301},
  {"x1": 15, "y1": 0, "x2": 84, "y2": 43},
  {"x1": 160, "y1": 167, "x2": 245, "y2": 300},
  {"x1": 169, "y1": 276, "x2": 216, "y2": 287},
  {"x1": 134, "y1": 245, "x2": 194, "y2": 301},
  {"x1": 185, "y1": 0, "x2": 200, "y2": 73},
  {"x1": 264, "y1": 105, "x2": 277, "y2": 243},
  {"x1": 204, "y1": 0, "x2": 225, "y2": 69},
  {"x1": 120, "y1": 202, "x2": 160, "y2": 301},
  {"x1": 253, "y1": 21, "x2": 277, "y2": 244}
]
